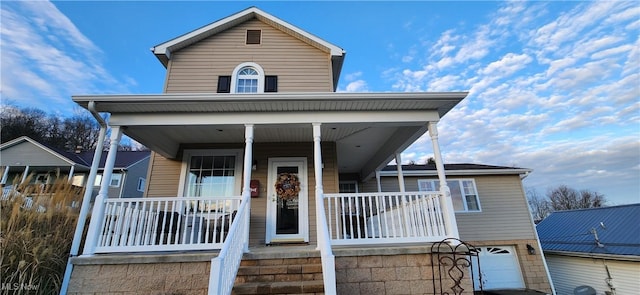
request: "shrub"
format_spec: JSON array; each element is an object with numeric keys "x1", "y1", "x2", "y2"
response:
[{"x1": 1, "y1": 176, "x2": 83, "y2": 295}]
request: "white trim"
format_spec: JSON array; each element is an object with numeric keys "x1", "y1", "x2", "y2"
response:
[
  {"x1": 136, "y1": 177, "x2": 146, "y2": 192},
  {"x1": 379, "y1": 168, "x2": 532, "y2": 177},
  {"x1": 230, "y1": 62, "x2": 265, "y2": 94},
  {"x1": 266, "y1": 157, "x2": 309, "y2": 244}
]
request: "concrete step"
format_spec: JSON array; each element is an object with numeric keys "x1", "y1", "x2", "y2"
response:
[{"x1": 232, "y1": 280, "x2": 324, "y2": 295}]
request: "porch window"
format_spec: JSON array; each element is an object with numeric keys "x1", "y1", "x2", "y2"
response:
[
  {"x1": 339, "y1": 181, "x2": 359, "y2": 193},
  {"x1": 418, "y1": 179, "x2": 481, "y2": 212},
  {"x1": 182, "y1": 150, "x2": 242, "y2": 212}
]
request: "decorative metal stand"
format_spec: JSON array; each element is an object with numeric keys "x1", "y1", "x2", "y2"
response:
[{"x1": 431, "y1": 238, "x2": 483, "y2": 295}]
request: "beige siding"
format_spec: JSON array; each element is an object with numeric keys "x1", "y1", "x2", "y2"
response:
[
  {"x1": 145, "y1": 152, "x2": 182, "y2": 197},
  {"x1": 144, "y1": 142, "x2": 338, "y2": 246},
  {"x1": 361, "y1": 174, "x2": 537, "y2": 241},
  {"x1": 165, "y1": 19, "x2": 333, "y2": 93}
]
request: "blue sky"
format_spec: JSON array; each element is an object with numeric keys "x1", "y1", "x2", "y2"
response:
[{"x1": 1, "y1": 1, "x2": 639, "y2": 205}]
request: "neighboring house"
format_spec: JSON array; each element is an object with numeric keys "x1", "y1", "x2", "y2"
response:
[
  {"x1": 65, "y1": 7, "x2": 552, "y2": 295},
  {"x1": 0, "y1": 136, "x2": 150, "y2": 198},
  {"x1": 537, "y1": 204, "x2": 640, "y2": 295}
]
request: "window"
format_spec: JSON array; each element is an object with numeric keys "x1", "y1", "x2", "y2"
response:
[
  {"x1": 183, "y1": 151, "x2": 242, "y2": 198},
  {"x1": 246, "y1": 30, "x2": 261, "y2": 44},
  {"x1": 137, "y1": 178, "x2": 146, "y2": 192},
  {"x1": 418, "y1": 179, "x2": 481, "y2": 212},
  {"x1": 230, "y1": 62, "x2": 264, "y2": 94},
  {"x1": 339, "y1": 181, "x2": 359, "y2": 193},
  {"x1": 94, "y1": 173, "x2": 122, "y2": 187}
]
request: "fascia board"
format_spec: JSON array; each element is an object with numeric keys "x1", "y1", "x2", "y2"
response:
[{"x1": 543, "y1": 250, "x2": 640, "y2": 262}]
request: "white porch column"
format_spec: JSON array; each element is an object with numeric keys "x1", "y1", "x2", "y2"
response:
[
  {"x1": 1, "y1": 166, "x2": 9, "y2": 185},
  {"x1": 83, "y1": 126, "x2": 123, "y2": 255},
  {"x1": 68, "y1": 165, "x2": 75, "y2": 182},
  {"x1": 395, "y1": 153, "x2": 406, "y2": 192},
  {"x1": 428, "y1": 122, "x2": 460, "y2": 240},
  {"x1": 241, "y1": 124, "x2": 254, "y2": 253},
  {"x1": 375, "y1": 171, "x2": 382, "y2": 193},
  {"x1": 21, "y1": 166, "x2": 30, "y2": 183},
  {"x1": 312, "y1": 123, "x2": 326, "y2": 248}
]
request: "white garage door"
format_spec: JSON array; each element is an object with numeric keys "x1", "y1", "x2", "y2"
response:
[{"x1": 473, "y1": 246, "x2": 525, "y2": 290}]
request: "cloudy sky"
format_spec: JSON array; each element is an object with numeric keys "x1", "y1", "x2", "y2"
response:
[{"x1": 1, "y1": 1, "x2": 638, "y2": 205}]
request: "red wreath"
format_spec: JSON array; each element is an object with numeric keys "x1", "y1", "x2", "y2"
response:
[{"x1": 275, "y1": 173, "x2": 301, "y2": 201}]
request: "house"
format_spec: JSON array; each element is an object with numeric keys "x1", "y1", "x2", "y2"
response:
[
  {"x1": 64, "y1": 7, "x2": 552, "y2": 295},
  {"x1": 537, "y1": 204, "x2": 640, "y2": 295},
  {"x1": 0, "y1": 136, "x2": 150, "y2": 199}
]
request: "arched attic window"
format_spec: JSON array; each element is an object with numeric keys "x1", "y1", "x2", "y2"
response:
[{"x1": 231, "y1": 62, "x2": 264, "y2": 93}]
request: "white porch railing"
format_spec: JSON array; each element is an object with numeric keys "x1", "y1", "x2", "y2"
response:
[
  {"x1": 208, "y1": 193, "x2": 250, "y2": 295},
  {"x1": 324, "y1": 191, "x2": 450, "y2": 245},
  {"x1": 94, "y1": 196, "x2": 241, "y2": 253}
]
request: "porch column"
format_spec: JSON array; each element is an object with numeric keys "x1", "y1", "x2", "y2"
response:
[
  {"x1": 241, "y1": 124, "x2": 254, "y2": 252},
  {"x1": 83, "y1": 126, "x2": 123, "y2": 255},
  {"x1": 312, "y1": 123, "x2": 326, "y2": 248},
  {"x1": 428, "y1": 122, "x2": 460, "y2": 240},
  {"x1": 395, "y1": 153, "x2": 406, "y2": 192},
  {"x1": 375, "y1": 171, "x2": 382, "y2": 192},
  {"x1": 21, "y1": 166, "x2": 29, "y2": 183},
  {"x1": 1, "y1": 166, "x2": 9, "y2": 185},
  {"x1": 68, "y1": 165, "x2": 75, "y2": 182}
]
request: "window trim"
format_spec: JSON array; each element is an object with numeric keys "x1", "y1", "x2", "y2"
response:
[
  {"x1": 230, "y1": 62, "x2": 265, "y2": 94},
  {"x1": 177, "y1": 149, "x2": 244, "y2": 198},
  {"x1": 94, "y1": 172, "x2": 123, "y2": 187},
  {"x1": 417, "y1": 178, "x2": 481, "y2": 213}
]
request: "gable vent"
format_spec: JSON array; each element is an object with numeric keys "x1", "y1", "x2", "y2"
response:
[{"x1": 246, "y1": 30, "x2": 261, "y2": 45}]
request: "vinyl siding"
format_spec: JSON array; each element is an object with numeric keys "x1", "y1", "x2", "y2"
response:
[
  {"x1": 144, "y1": 142, "x2": 338, "y2": 246},
  {"x1": 545, "y1": 254, "x2": 640, "y2": 295},
  {"x1": 164, "y1": 19, "x2": 333, "y2": 93},
  {"x1": 361, "y1": 174, "x2": 536, "y2": 241},
  {"x1": 120, "y1": 157, "x2": 150, "y2": 198}
]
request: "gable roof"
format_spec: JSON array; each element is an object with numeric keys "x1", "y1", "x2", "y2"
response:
[
  {"x1": 380, "y1": 163, "x2": 532, "y2": 177},
  {"x1": 1, "y1": 136, "x2": 150, "y2": 170},
  {"x1": 151, "y1": 6, "x2": 346, "y2": 91},
  {"x1": 536, "y1": 204, "x2": 640, "y2": 258}
]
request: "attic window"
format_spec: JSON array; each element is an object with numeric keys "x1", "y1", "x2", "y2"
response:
[{"x1": 246, "y1": 30, "x2": 261, "y2": 44}]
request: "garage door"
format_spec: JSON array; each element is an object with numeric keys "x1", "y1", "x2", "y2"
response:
[{"x1": 473, "y1": 246, "x2": 525, "y2": 290}]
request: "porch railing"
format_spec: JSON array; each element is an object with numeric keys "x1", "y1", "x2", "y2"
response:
[
  {"x1": 324, "y1": 191, "x2": 450, "y2": 245},
  {"x1": 94, "y1": 196, "x2": 241, "y2": 253},
  {"x1": 208, "y1": 193, "x2": 250, "y2": 295}
]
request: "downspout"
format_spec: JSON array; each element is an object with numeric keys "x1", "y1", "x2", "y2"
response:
[{"x1": 60, "y1": 101, "x2": 108, "y2": 295}]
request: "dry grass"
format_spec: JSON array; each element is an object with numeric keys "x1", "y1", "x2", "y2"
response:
[{"x1": 1, "y1": 176, "x2": 84, "y2": 295}]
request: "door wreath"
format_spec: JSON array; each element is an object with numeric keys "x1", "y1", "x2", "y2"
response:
[{"x1": 275, "y1": 173, "x2": 301, "y2": 201}]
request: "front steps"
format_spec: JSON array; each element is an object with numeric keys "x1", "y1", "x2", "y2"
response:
[{"x1": 233, "y1": 248, "x2": 325, "y2": 294}]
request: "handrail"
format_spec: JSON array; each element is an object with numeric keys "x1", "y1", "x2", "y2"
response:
[
  {"x1": 208, "y1": 193, "x2": 251, "y2": 295},
  {"x1": 316, "y1": 188, "x2": 337, "y2": 294}
]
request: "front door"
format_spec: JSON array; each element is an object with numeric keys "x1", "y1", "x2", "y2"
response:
[{"x1": 266, "y1": 157, "x2": 308, "y2": 244}]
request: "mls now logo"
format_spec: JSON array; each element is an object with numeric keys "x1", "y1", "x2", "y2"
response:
[{"x1": 1, "y1": 283, "x2": 40, "y2": 291}]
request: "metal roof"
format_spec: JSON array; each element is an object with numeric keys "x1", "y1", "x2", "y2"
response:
[{"x1": 536, "y1": 204, "x2": 640, "y2": 257}]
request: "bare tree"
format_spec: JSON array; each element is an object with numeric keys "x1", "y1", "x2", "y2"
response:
[{"x1": 527, "y1": 185, "x2": 606, "y2": 222}]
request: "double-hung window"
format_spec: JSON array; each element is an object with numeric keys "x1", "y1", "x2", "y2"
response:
[
  {"x1": 418, "y1": 179, "x2": 481, "y2": 212},
  {"x1": 181, "y1": 150, "x2": 242, "y2": 212}
]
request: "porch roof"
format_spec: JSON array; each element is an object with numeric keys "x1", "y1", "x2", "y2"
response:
[{"x1": 73, "y1": 92, "x2": 467, "y2": 181}]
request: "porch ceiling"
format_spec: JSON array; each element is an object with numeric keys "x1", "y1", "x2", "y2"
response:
[{"x1": 73, "y1": 92, "x2": 467, "y2": 180}]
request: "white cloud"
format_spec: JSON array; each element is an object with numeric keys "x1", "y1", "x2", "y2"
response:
[
  {"x1": 0, "y1": 1, "x2": 131, "y2": 113},
  {"x1": 344, "y1": 80, "x2": 368, "y2": 92}
]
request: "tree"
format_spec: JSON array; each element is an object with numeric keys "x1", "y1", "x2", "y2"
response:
[{"x1": 526, "y1": 185, "x2": 607, "y2": 223}]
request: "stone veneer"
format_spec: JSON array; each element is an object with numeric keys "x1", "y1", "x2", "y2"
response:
[{"x1": 68, "y1": 253, "x2": 214, "y2": 295}]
